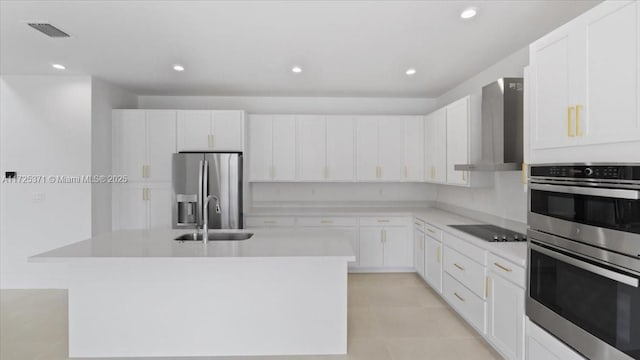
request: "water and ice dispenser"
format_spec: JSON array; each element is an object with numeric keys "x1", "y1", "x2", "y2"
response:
[{"x1": 176, "y1": 194, "x2": 198, "y2": 226}]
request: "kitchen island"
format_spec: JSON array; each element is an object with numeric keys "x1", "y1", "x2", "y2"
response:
[{"x1": 30, "y1": 229, "x2": 356, "y2": 358}]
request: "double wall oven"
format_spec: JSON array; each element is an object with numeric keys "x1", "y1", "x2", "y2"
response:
[{"x1": 527, "y1": 164, "x2": 640, "y2": 360}]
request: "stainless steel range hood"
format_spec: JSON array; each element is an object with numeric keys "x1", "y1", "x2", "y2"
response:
[{"x1": 454, "y1": 77, "x2": 523, "y2": 172}]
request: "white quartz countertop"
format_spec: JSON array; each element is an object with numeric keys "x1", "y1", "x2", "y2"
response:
[
  {"x1": 30, "y1": 229, "x2": 356, "y2": 263},
  {"x1": 413, "y1": 209, "x2": 527, "y2": 267},
  {"x1": 245, "y1": 206, "x2": 431, "y2": 216}
]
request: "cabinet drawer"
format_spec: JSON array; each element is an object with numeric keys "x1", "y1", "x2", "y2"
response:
[
  {"x1": 488, "y1": 253, "x2": 525, "y2": 288},
  {"x1": 359, "y1": 216, "x2": 408, "y2": 227},
  {"x1": 297, "y1": 216, "x2": 357, "y2": 227},
  {"x1": 443, "y1": 273, "x2": 486, "y2": 333},
  {"x1": 443, "y1": 232, "x2": 486, "y2": 265},
  {"x1": 424, "y1": 222, "x2": 443, "y2": 241},
  {"x1": 245, "y1": 216, "x2": 295, "y2": 228},
  {"x1": 413, "y1": 218, "x2": 425, "y2": 231},
  {"x1": 444, "y1": 246, "x2": 487, "y2": 299}
]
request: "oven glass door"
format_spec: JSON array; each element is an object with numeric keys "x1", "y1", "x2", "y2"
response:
[
  {"x1": 529, "y1": 185, "x2": 640, "y2": 234},
  {"x1": 529, "y1": 242, "x2": 640, "y2": 358}
]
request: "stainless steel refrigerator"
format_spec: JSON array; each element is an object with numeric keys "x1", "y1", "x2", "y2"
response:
[{"x1": 172, "y1": 152, "x2": 243, "y2": 229}]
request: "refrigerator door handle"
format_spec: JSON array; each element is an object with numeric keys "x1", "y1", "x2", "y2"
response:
[
  {"x1": 197, "y1": 159, "x2": 204, "y2": 227},
  {"x1": 203, "y1": 159, "x2": 209, "y2": 225}
]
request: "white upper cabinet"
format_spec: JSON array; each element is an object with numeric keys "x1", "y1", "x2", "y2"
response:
[
  {"x1": 530, "y1": 0, "x2": 640, "y2": 152},
  {"x1": 297, "y1": 115, "x2": 327, "y2": 181},
  {"x1": 248, "y1": 115, "x2": 295, "y2": 181},
  {"x1": 113, "y1": 109, "x2": 176, "y2": 183},
  {"x1": 356, "y1": 117, "x2": 380, "y2": 181},
  {"x1": 326, "y1": 116, "x2": 355, "y2": 181},
  {"x1": 272, "y1": 116, "x2": 297, "y2": 181},
  {"x1": 403, "y1": 116, "x2": 424, "y2": 182},
  {"x1": 114, "y1": 110, "x2": 147, "y2": 182},
  {"x1": 446, "y1": 97, "x2": 470, "y2": 186},
  {"x1": 146, "y1": 110, "x2": 177, "y2": 182},
  {"x1": 425, "y1": 109, "x2": 447, "y2": 183},
  {"x1": 379, "y1": 117, "x2": 404, "y2": 181},
  {"x1": 176, "y1": 110, "x2": 211, "y2": 151},
  {"x1": 177, "y1": 110, "x2": 244, "y2": 151}
]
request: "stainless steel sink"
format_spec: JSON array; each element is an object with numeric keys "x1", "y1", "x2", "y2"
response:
[{"x1": 174, "y1": 232, "x2": 254, "y2": 241}]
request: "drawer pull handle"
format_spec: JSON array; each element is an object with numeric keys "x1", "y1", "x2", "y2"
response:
[
  {"x1": 426, "y1": 228, "x2": 436, "y2": 234},
  {"x1": 454, "y1": 263, "x2": 465, "y2": 271},
  {"x1": 414, "y1": 222, "x2": 422, "y2": 226},
  {"x1": 263, "y1": 220, "x2": 277, "y2": 224},
  {"x1": 494, "y1": 262, "x2": 512, "y2": 272},
  {"x1": 454, "y1": 292, "x2": 465, "y2": 302},
  {"x1": 377, "y1": 219, "x2": 390, "y2": 223},
  {"x1": 320, "y1": 220, "x2": 334, "y2": 224}
]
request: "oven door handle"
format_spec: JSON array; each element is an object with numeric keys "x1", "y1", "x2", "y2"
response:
[
  {"x1": 529, "y1": 183, "x2": 640, "y2": 200},
  {"x1": 530, "y1": 242, "x2": 639, "y2": 288}
]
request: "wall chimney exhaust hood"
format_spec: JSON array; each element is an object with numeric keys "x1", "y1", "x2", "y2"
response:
[{"x1": 454, "y1": 77, "x2": 523, "y2": 172}]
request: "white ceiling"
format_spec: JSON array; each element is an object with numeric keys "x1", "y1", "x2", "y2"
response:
[{"x1": 0, "y1": 0, "x2": 600, "y2": 97}]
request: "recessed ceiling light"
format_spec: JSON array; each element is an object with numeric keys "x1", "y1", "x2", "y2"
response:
[
  {"x1": 173, "y1": 64, "x2": 185, "y2": 72},
  {"x1": 52, "y1": 63, "x2": 65, "y2": 70},
  {"x1": 460, "y1": 7, "x2": 477, "y2": 19},
  {"x1": 291, "y1": 66, "x2": 302, "y2": 74},
  {"x1": 405, "y1": 68, "x2": 417, "y2": 76}
]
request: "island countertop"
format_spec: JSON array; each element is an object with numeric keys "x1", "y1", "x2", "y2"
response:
[{"x1": 30, "y1": 228, "x2": 356, "y2": 263}]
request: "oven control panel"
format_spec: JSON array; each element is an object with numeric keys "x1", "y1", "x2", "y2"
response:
[{"x1": 531, "y1": 164, "x2": 640, "y2": 181}]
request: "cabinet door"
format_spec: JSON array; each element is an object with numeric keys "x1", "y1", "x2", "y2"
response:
[
  {"x1": 326, "y1": 116, "x2": 355, "y2": 181},
  {"x1": 114, "y1": 184, "x2": 148, "y2": 230},
  {"x1": 114, "y1": 110, "x2": 146, "y2": 182},
  {"x1": 404, "y1": 116, "x2": 424, "y2": 181},
  {"x1": 147, "y1": 185, "x2": 173, "y2": 229},
  {"x1": 446, "y1": 97, "x2": 470, "y2": 185},
  {"x1": 383, "y1": 227, "x2": 411, "y2": 267},
  {"x1": 379, "y1": 117, "x2": 404, "y2": 181},
  {"x1": 358, "y1": 228, "x2": 384, "y2": 267},
  {"x1": 146, "y1": 110, "x2": 176, "y2": 182},
  {"x1": 425, "y1": 236, "x2": 442, "y2": 293},
  {"x1": 487, "y1": 272, "x2": 524, "y2": 360},
  {"x1": 530, "y1": 27, "x2": 579, "y2": 149},
  {"x1": 212, "y1": 110, "x2": 243, "y2": 151},
  {"x1": 177, "y1": 110, "x2": 211, "y2": 151},
  {"x1": 582, "y1": 1, "x2": 640, "y2": 145},
  {"x1": 355, "y1": 117, "x2": 379, "y2": 181},
  {"x1": 297, "y1": 115, "x2": 326, "y2": 181},
  {"x1": 272, "y1": 116, "x2": 296, "y2": 181},
  {"x1": 414, "y1": 230, "x2": 425, "y2": 278},
  {"x1": 248, "y1": 115, "x2": 273, "y2": 181},
  {"x1": 425, "y1": 109, "x2": 447, "y2": 183}
]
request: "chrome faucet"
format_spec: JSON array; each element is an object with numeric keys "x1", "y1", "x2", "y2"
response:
[{"x1": 201, "y1": 194, "x2": 221, "y2": 243}]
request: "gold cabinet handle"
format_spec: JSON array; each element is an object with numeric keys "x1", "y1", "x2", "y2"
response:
[
  {"x1": 426, "y1": 228, "x2": 436, "y2": 234},
  {"x1": 462, "y1": 171, "x2": 466, "y2": 182},
  {"x1": 576, "y1": 105, "x2": 583, "y2": 136},
  {"x1": 486, "y1": 276, "x2": 490, "y2": 298},
  {"x1": 320, "y1": 220, "x2": 334, "y2": 224},
  {"x1": 404, "y1": 165, "x2": 408, "y2": 178},
  {"x1": 377, "y1": 219, "x2": 390, "y2": 223},
  {"x1": 454, "y1": 292, "x2": 465, "y2": 302},
  {"x1": 381, "y1": 230, "x2": 387, "y2": 243},
  {"x1": 521, "y1": 163, "x2": 527, "y2": 185},
  {"x1": 494, "y1": 262, "x2": 513, "y2": 272},
  {"x1": 142, "y1": 188, "x2": 149, "y2": 201},
  {"x1": 437, "y1": 246, "x2": 441, "y2": 263},
  {"x1": 454, "y1": 263, "x2": 465, "y2": 271},
  {"x1": 146, "y1": 188, "x2": 150, "y2": 200},
  {"x1": 568, "y1": 106, "x2": 575, "y2": 137}
]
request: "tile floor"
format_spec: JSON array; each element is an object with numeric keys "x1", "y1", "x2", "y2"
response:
[{"x1": 0, "y1": 273, "x2": 501, "y2": 360}]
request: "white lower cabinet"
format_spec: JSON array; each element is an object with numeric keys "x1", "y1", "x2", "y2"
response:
[
  {"x1": 413, "y1": 222, "x2": 425, "y2": 278},
  {"x1": 526, "y1": 319, "x2": 585, "y2": 360},
  {"x1": 424, "y1": 234, "x2": 443, "y2": 293},
  {"x1": 443, "y1": 273, "x2": 486, "y2": 333},
  {"x1": 113, "y1": 183, "x2": 172, "y2": 230},
  {"x1": 358, "y1": 218, "x2": 412, "y2": 269},
  {"x1": 487, "y1": 269, "x2": 525, "y2": 360}
]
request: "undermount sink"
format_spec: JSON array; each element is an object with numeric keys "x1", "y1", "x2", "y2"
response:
[{"x1": 174, "y1": 232, "x2": 254, "y2": 241}]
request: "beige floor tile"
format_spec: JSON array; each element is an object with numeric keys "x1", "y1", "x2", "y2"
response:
[
  {"x1": 347, "y1": 307, "x2": 383, "y2": 339},
  {"x1": 372, "y1": 306, "x2": 442, "y2": 338},
  {"x1": 347, "y1": 286, "x2": 370, "y2": 308}
]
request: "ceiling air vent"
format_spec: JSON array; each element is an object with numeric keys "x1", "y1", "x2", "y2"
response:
[{"x1": 27, "y1": 23, "x2": 70, "y2": 38}]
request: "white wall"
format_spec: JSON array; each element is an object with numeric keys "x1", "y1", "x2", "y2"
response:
[
  {"x1": 0, "y1": 75, "x2": 92, "y2": 288},
  {"x1": 91, "y1": 78, "x2": 137, "y2": 236},
  {"x1": 138, "y1": 95, "x2": 437, "y2": 115},
  {"x1": 434, "y1": 48, "x2": 529, "y2": 223}
]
